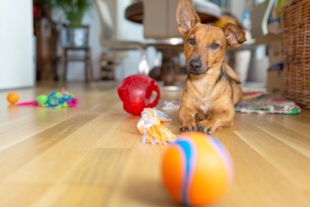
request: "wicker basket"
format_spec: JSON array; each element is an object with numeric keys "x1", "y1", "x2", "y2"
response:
[{"x1": 282, "y1": 0, "x2": 310, "y2": 109}]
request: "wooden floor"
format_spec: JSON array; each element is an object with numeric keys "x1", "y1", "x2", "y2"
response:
[{"x1": 0, "y1": 82, "x2": 310, "y2": 207}]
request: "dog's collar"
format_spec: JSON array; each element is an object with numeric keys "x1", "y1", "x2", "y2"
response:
[
  {"x1": 214, "y1": 62, "x2": 227, "y2": 85},
  {"x1": 214, "y1": 62, "x2": 234, "y2": 99}
]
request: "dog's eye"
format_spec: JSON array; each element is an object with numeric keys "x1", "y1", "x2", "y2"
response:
[
  {"x1": 210, "y1": 42, "x2": 220, "y2": 50},
  {"x1": 188, "y1": 38, "x2": 196, "y2": 45}
]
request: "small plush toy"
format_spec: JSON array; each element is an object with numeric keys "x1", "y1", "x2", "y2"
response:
[
  {"x1": 16, "y1": 88, "x2": 78, "y2": 108},
  {"x1": 137, "y1": 108, "x2": 177, "y2": 145}
]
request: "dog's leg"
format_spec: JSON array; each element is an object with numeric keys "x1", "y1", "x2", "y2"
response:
[
  {"x1": 196, "y1": 110, "x2": 235, "y2": 134},
  {"x1": 231, "y1": 81, "x2": 243, "y2": 105},
  {"x1": 178, "y1": 107, "x2": 197, "y2": 132}
]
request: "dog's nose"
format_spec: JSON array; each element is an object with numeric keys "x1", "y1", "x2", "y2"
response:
[{"x1": 189, "y1": 59, "x2": 202, "y2": 70}]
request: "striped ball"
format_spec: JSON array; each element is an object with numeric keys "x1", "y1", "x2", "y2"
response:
[{"x1": 161, "y1": 132, "x2": 233, "y2": 206}]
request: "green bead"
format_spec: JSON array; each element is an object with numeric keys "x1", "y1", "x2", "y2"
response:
[
  {"x1": 36, "y1": 95, "x2": 48, "y2": 104},
  {"x1": 56, "y1": 92, "x2": 62, "y2": 98},
  {"x1": 291, "y1": 108, "x2": 298, "y2": 115},
  {"x1": 55, "y1": 105, "x2": 62, "y2": 109}
]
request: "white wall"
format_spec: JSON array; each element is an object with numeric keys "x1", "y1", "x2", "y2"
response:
[{"x1": 0, "y1": 0, "x2": 35, "y2": 89}]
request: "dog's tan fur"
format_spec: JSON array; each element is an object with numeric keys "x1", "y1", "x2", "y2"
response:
[{"x1": 177, "y1": 0, "x2": 246, "y2": 134}]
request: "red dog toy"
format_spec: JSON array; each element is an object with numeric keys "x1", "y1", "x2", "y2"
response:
[{"x1": 118, "y1": 74, "x2": 160, "y2": 115}]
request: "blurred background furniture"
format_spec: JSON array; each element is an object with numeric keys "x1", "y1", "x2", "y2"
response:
[
  {"x1": 223, "y1": 0, "x2": 276, "y2": 84},
  {"x1": 99, "y1": 53, "x2": 116, "y2": 80},
  {"x1": 34, "y1": 17, "x2": 59, "y2": 81},
  {"x1": 250, "y1": 0, "x2": 276, "y2": 40},
  {"x1": 61, "y1": 25, "x2": 94, "y2": 82},
  {"x1": 33, "y1": 0, "x2": 59, "y2": 81},
  {"x1": 142, "y1": 0, "x2": 184, "y2": 85},
  {"x1": 245, "y1": 0, "x2": 276, "y2": 84},
  {"x1": 125, "y1": 0, "x2": 221, "y2": 24},
  {"x1": 282, "y1": 0, "x2": 310, "y2": 108},
  {"x1": 125, "y1": 0, "x2": 221, "y2": 85},
  {"x1": 95, "y1": 0, "x2": 149, "y2": 76}
]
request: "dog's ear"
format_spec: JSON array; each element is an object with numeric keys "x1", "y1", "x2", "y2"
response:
[
  {"x1": 176, "y1": 0, "x2": 201, "y2": 36},
  {"x1": 221, "y1": 23, "x2": 247, "y2": 47}
]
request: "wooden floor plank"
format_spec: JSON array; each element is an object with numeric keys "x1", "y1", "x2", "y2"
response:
[
  {"x1": 0, "y1": 183, "x2": 49, "y2": 207},
  {"x1": 0, "y1": 109, "x2": 79, "y2": 152},
  {"x1": 236, "y1": 130, "x2": 310, "y2": 192},
  {"x1": 53, "y1": 185, "x2": 112, "y2": 207},
  {"x1": 2, "y1": 114, "x2": 108, "y2": 184},
  {"x1": 266, "y1": 114, "x2": 310, "y2": 135},
  {"x1": 0, "y1": 114, "x2": 98, "y2": 182},
  {"x1": 217, "y1": 131, "x2": 310, "y2": 207},
  {"x1": 106, "y1": 142, "x2": 174, "y2": 207},
  {"x1": 213, "y1": 184, "x2": 252, "y2": 207},
  {"x1": 32, "y1": 185, "x2": 112, "y2": 207},
  {"x1": 31, "y1": 185, "x2": 68, "y2": 207},
  {"x1": 94, "y1": 115, "x2": 140, "y2": 149},
  {"x1": 64, "y1": 149, "x2": 131, "y2": 186},
  {"x1": 231, "y1": 113, "x2": 281, "y2": 132},
  {"x1": 55, "y1": 186, "x2": 111, "y2": 207},
  {"x1": 259, "y1": 126, "x2": 310, "y2": 159},
  {"x1": 1, "y1": 83, "x2": 310, "y2": 207}
]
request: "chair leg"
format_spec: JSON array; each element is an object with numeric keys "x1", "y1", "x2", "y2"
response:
[
  {"x1": 89, "y1": 58, "x2": 94, "y2": 82},
  {"x1": 85, "y1": 60, "x2": 89, "y2": 82},
  {"x1": 61, "y1": 48, "x2": 67, "y2": 82},
  {"x1": 111, "y1": 55, "x2": 116, "y2": 80},
  {"x1": 88, "y1": 49, "x2": 94, "y2": 81}
]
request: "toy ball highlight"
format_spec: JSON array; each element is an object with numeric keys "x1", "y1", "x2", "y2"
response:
[
  {"x1": 161, "y1": 132, "x2": 234, "y2": 206},
  {"x1": 7, "y1": 92, "x2": 19, "y2": 104}
]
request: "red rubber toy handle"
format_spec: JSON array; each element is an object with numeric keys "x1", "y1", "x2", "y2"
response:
[{"x1": 147, "y1": 86, "x2": 160, "y2": 108}]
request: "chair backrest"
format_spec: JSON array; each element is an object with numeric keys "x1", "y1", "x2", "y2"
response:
[
  {"x1": 95, "y1": 0, "x2": 114, "y2": 40},
  {"x1": 250, "y1": 0, "x2": 275, "y2": 39},
  {"x1": 143, "y1": 0, "x2": 182, "y2": 39}
]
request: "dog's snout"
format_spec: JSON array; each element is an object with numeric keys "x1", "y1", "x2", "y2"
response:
[{"x1": 189, "y1": 59, "x2": 202, "y2": 70}]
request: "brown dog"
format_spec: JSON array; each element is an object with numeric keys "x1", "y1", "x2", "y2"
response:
[{"x1": 177, "y1": 0, "x2": 246, "y2": 134}]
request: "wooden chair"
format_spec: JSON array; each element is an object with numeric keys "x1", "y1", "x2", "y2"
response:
[{"x1": 61, "y1": 25, "x2": 94, "y2": 82}]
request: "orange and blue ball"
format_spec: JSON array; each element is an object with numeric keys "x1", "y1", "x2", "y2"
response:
[{"x1": 161, "y1": 132, "x2": 234, "y2": 206}]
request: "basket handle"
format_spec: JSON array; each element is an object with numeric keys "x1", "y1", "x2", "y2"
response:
[
  {"x1": 291, "y1": 0, "x2": 303, "y2": 4},
  {"x1": 283, "y1": 0, "x2": 302, "y2": 8}
]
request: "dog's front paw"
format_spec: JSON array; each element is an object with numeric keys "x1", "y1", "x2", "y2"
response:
[
  {"x1": 180, "y1": 121, "x2": 197, "y2": 133},
  {"x1": 196, "y1": 121, "x2": 215, "y2": 135}
]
